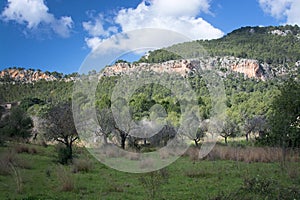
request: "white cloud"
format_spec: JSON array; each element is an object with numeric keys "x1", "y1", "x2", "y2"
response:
[
  {"x1": 116, "y1": 0, "x2": 223, "y2": 40},
  {"x1": 81, "y1": 29, "x2": 192, "y2": 73},
  {"x1": 84, "y1": 0, "x2": 223, "y2": 51},
  {"x1": 85, "y1": 37, "x2": 103, "y2": 51},
  {"x1": 1, "y1": 0, "x2": 73, "y2": 37},
  {"x1": 151, "y1": 0, "x2": 211, "y2": 17},
  {"x1": 285, "y1": 0, "x2": 300, "y2": 25},
  {"x1": 259, "y1": 0, "x2": 300, "y2": 25},
  {"x1": 83, "y1": 14, "x2": 118, "y2": 37}
]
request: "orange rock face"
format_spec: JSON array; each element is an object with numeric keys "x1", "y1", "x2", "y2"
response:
[
  {"x1": 0, "y1": 69, "x2": 56, "y2": 82},
  {"x1": 230, "y1": 59, "x2": 263, "y2": 79},
  {"x1": 101, "y1": 58, "x2": 265, "y2": 80}
]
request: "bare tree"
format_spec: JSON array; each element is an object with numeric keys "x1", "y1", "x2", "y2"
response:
[{"x1": 42, "y1": 102, "x2": 78, "y2": 162}]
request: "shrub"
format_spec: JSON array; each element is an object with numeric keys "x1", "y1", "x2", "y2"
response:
[
  {"x1": 106, "y1": 183, "x2": 124, "y2": 193},
  {"x1": 125, "y1": 152, "x2": 141, "y2": 161},
  {"x1": 56, "y1": 145, "x2": 72, "y2": 165},
  {"x1": 211, "y1": 176, "x2": 300, "y2": 200},
  {"x1": 0, "y1": 150, "x2": 31, "y2": 175},
  {"x1": 0, "y1": 151, "x2": 15, "y2": 175},
  {"x1": 285, "y1": 162, "x2": 300, "y2": 180},
  {"x1": 101, "y1": 145, "x2": 126, "y2": 158},
  {"x1": 56, "y1": 165, "x2": 75, "y2": 192},
  {"x1": 243, "y1": 175, "x2": 275, "y2": 194},
  {"x1": 185, "y1": 147, "x2": 199, "y2": 162},
  {"x1": 139, "y1": 168, "x2": 169, "y2": 200},
  {"x1": 0, "y1": 150, "x2": 25, "y2": 193},
  {"x1": 139, "y1": 158, "x2": 155, "y2": 169},
  {"x1": 14, "y1": 144, "x2": 37, "y2": 155},
  {"x1": 14, "y1": 144, "x2": 30, "y2": 154},
  {"x1": 159, "y1": 149, "x2": 170, "y2": 159},
  {"x1": 71, "y1": 158, "x2": 93, "y2": 173}
]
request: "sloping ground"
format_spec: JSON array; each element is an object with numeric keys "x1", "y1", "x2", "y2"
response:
[{"x1": 0, "y1": 144, "x2": 299, "y2": 199}]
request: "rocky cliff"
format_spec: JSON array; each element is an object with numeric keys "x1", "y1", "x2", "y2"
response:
[
  {"x1": 0, "y1": 68, "x2": 78, "y2": 83},
  {"x1": 100, "y1": 56, "x2": 273, "y2": 80},
  {"x1": 0, "y1": 68, "x2": 57, "y2": 83},
  {"x1": 1, "y1": 56, "x2": 295, "y2": 83}
]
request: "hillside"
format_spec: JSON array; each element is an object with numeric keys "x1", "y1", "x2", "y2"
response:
[
  {"x1": 138, "y1": 25, "x2": 300, "y2": 78},
  {"x1": 0, "y1": 25, "x2": 299, "y2": 109}
]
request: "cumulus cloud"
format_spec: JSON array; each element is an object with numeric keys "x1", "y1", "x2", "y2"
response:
[
  {"x1": 81, "y1": 29, "x2": 191, "y2": 73},
  {"x1": 1, "y1": 0, "x2": 73, "y2": 37},
  {"x1": 116, "y1": 0, "x2": 223, "y2": 39},
  {"x1": 285, "y1": 0, "x2": 300, "y2": 25},
  {"x1": 85, "y1": 37, "x2": 103, "y2": 51},
  {"x1": 259, "y1": 0, "x2": 300, "y2": 25},
  {"x1": 84, "y1": 0, "x2": 223, "y2": 51},
  {"x1": 83, "y1": 14, "x2": 118, "y2": 37}
]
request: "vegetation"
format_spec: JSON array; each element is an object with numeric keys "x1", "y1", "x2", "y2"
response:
[
  {"x1": 0, "y1": 144, "x2": 299, "y2": 199},
  {"x1": 259, "y1": 79, "x2": 300, "y2": 152},
  {"x1": 0, "y1": 107, "x2": 33, "y2": 143},
  {"x1": 0, "y1": 25, "x2": 299, "y2": 199},
  {"x1": 140, "y1": 25, "x2": 300, "y2": 66},
  {"x1": 41, "y1": 102, "x2": 78, "y2": 164}
]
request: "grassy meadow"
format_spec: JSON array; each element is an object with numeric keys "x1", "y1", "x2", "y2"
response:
[{"x1": 0, "y1": 142, "x2": 299, "y2": 200}]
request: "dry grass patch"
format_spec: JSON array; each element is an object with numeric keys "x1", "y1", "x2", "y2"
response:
[
  {"x1": 14, "y1": 144, "x2": 38, "y2": 155},
  {"x1": 207, "y1": 145, "x2": 300, "y2": 163}
]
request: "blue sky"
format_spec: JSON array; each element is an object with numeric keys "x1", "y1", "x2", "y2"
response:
[{"x1": 0, "y1": 0, "x2": 299, "y2": 74}]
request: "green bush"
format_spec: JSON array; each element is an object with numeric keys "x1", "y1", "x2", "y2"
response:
[{"x1": 57, "y1": 146, "x2": 72, "y2": 165}]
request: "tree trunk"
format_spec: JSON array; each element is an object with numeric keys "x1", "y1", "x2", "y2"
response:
[
  {"x1": 121, "y1": 135, "x2": 126, "y2": 149},
  {"x1": 194, "y1": 139, "x2": 199, "y2": 147},
  {"x1": 245, "y1": 133, "x2": 249, "y2": 142},
  {"x1": 67, "y1": 143, "x2": 73, "y2": 161},
  {"x1": 225, "y1": 137, "x2": 228, "y2": 145}
]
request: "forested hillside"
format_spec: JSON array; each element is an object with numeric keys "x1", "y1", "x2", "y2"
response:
[
  {"x1": 141, "y1": 25, "x2": 300, "y2": 65},
  {"x1": 0, "y1": 25, "x2": 299, "y2": 148}
]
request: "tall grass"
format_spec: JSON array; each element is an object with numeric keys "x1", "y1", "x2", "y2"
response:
[
  {"x1": 0, "y1": 150, "x2": 30, "y2": 193},
  {"x1": 185, "y1": 145, "x2": 300, "y2": 163},
  {"x1": 216, "y1": 146, "x2": 299, "y2": 163}
]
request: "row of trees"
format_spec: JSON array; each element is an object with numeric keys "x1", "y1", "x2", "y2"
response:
[
  {"x1": 0, "y1": 74, "x2": 299, "y2": 164},
  {"x1": 0, "y1": 80, "x2": 300, "y2": 166}
]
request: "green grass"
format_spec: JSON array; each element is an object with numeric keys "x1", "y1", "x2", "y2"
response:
[{"x1": 0, "y1": 144, "x2": 299, "y2": 200}]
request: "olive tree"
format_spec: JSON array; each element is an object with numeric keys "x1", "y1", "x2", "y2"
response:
[
  {"x1": 220, "y1": 119, "x2": 238, "y2": 145},
  {"x1": 244, "y1": 115, "x2": 268, "y2": 141},
  {"x1": 42, "y1": 102, "x2": 78, "y2": 163},
  {"x1": 0, "y1": 107, "x2": 33, "y2": 142}
]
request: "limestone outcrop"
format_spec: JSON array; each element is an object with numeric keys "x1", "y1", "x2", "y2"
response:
[
  {"x1": 100, "y1": 56, "x2": 268, "y2": 80},
  {"x1": 0, "y1": 68, "x2": 56, "y2": 83}
]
